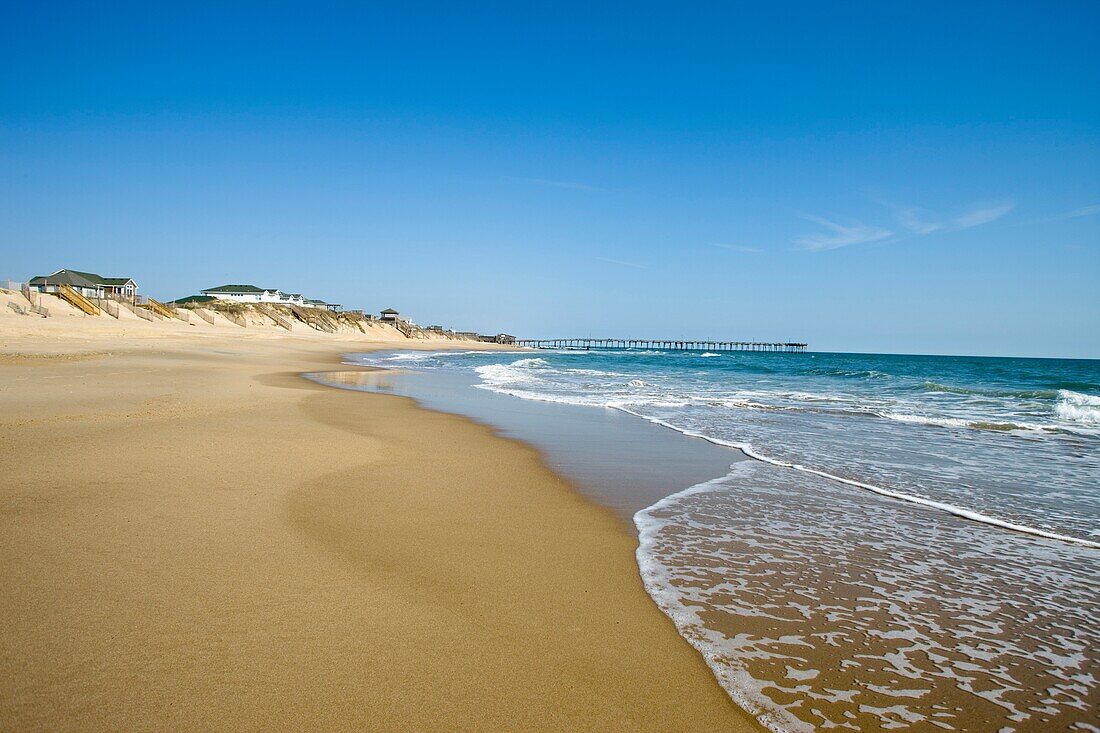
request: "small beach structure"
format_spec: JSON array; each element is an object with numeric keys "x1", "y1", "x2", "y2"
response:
[
  {"x1": 379, "y1": 308, "x2": 400, "y2": 322},
  {"x1": 306, "y1": 298, "x2": 341, "y2": 312},
  {"x1": 476, "y1": 333, "x2": 517, "y2": 344},
  {"x1": 30, "y1": 269, "x2": 138, "y2": 302}
]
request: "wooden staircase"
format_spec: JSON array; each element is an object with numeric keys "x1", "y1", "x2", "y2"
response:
[
  {"x1": 57, "y1": 284, "x2": 100, "y2": 316},
  {"x1": 288, "y1": 305, "x2": 337, "y2": 333},
  {"x1": 117, "y1": 298, "x2": 157, "y2": 322},
  {"x1": 257, "y1": 305, "x2": 293, "y2": 331},
  {"x1": 144, "y1": 298, "x2": 174, "y2": 319},
  {"x1": 392, "y1": 318, "x2": 428, "y2": 339}
]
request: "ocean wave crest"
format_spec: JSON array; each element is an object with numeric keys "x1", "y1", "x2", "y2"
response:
[
  {"x1": 1056, "y1": 390, "x2": 1100, "y2": 425},
  {"x1": 878, "y1": 412, "x2": 1053, "y2": 433}
]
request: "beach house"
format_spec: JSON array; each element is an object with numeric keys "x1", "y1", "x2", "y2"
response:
[
  {"x1": 306, "y1": 298, "x2": 341, "y2": 312},
  {"x1": 200, "y1": 285, "x2": 331, "y2": 308},
  {"x1": 200, "y1": 285, "x2": 276, "y2": 302},
  {"x1": 29, "y1": 269, "x2": 138, "y2": 302},
  {"x1": 379, "y1": 308, "x2": 400, "y2": 322}
]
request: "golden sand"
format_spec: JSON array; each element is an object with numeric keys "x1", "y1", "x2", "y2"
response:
[{"x1": 0, "y1": 305, "x2": 760, "y2": 730}]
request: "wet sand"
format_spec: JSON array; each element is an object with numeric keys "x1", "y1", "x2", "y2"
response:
[
  {"x1": 0, "y1": 334, "x2": 761, "y2": 731},
  {"x1": 311, "y1": 365, "x2": 744, "y2": 523}
]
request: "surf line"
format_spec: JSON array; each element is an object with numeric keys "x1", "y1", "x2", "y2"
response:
[{"x1": 613, "y1": 405, "x2": 1100, "y2": 550}]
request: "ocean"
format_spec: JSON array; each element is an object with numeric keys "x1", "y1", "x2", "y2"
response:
[{"x1": 348, "y1": 348, "x2": 1100, "y2": 732}]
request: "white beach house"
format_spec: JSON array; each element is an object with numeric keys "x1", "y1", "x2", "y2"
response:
[{"x1": 200, "y1": 285, "x2": 330, "y2": 308}]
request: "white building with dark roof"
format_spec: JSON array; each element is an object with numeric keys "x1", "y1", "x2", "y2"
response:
[{"x1": 200, "y1": 285, "x2": 332, "y2": 308}]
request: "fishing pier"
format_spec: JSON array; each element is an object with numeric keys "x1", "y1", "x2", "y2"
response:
[{"x1": 515, "y1": 339, "x2": 807, "y2": 353}]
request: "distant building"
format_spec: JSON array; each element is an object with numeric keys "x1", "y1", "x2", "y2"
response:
[
  {"x1": 200, "y1": 285, "x2": 271, "y2": 302},
  {"x1": 305, "y1": 298, "x2": 341, "y2": 312},
  {"x1": 200, "y1": 285, "x2": 333, "y2": 308},
  {"x1": 30, "y1": 269, "x2": 138, "y2": 302},
  {"x1": 379, "y1": 308, "x2": 400, "y2": 321},
  {"x1": 475, "y1": 333, "x2": 516, "y2": 344},
  {"x1": 169, "y1": 295, "x2": 215, "y2": 306}
]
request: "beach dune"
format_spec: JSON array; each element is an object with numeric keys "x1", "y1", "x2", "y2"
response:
[{"x1": 0, "y1": 330, "x2": 758, "y2": 730}]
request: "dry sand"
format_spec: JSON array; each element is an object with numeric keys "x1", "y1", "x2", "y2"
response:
[{"x1": 0, "y1": 297, "x2": 760, "y2": 731}]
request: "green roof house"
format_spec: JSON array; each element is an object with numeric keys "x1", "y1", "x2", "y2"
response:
[
  {"x1": 201, "y1": 284, "x2": 270, "y2": 299},
  {"x1": 29, "y1": 269, "x2": 138, "y2": 301}
]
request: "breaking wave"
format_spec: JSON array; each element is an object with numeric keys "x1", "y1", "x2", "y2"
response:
[
  {"x1": 1056, "y1": 389, "x2": 1100, "y2": 425},
  {"x1": 465, "y1": 355, "x2": 1100, "y2": 548}
]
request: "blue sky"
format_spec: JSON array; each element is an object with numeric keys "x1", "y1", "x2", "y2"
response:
[{"x1": 1, "y1": 1, "x2": 1098, "y2": 357}]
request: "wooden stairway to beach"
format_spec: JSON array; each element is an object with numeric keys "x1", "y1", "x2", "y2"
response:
[
  {"x1": 257, "y1": 305, "x2": 293, "y2": 331},
  {"x1": 57, "y1": 284, "x2": 100, "y2": 316},
  {"x1": 143, "y1": 298, "x2": 175, "y2": 319},
  {"x1": 287, "y1": 305, "x2": 337, "y2": 333}
]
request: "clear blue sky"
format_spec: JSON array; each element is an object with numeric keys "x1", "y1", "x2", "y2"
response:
[{"x1": 2, "y1": 1, "x2": 1098, "y2": 357}]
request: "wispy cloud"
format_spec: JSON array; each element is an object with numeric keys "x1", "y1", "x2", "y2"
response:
[
  {"x1": 953, "y1": 200, "x2": 1014, "y2": 229},
  {"x1": 708, "y1": 243, "x2": 761, "y2": 253},
  {"x1": 1058, "y1": 203, "x2": 1100, "y2": 220},
  {"x1": 593, "y1": 256, "x2": 649, "y2": 270},
  {"x1": 514, "y1": 176, "x2": 603, "y2": 191},
  {"x1": 895, "y1": 206, "x2": 943, "y2": 235},
  {"x1": 797, "y1": 196, "x2": 1016, "y2": 253},
  {"x1": 794, "y1": 215, "x2": 893, "y2": 251}
]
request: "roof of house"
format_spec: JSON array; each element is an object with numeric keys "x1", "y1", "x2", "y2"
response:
[
  {"x1": 29, "y1": 269, "x2": 136, "y2": 288},
  {"x1": 305, "y1": 298, "x2": 326, "y2": 304},
  {"x1": 380, "y1": 308, "x2": 399, "y2": 314},
  {"x1": 201, "y1": 284, "x2": 266, "y2": 294},
  {"x1": 169, "y1": 295, "x2": 215, "y2": 305}
]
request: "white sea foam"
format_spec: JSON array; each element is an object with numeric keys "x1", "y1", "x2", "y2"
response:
[
  {"x1": 465, "y1": 354, "x2": 1100, "y2": 548},
  {"x1": 616, "y1": 405, "x2": 1100, "y2": 549},
  {"x1": 474, "y1": 362, "x2": 546, "y2": 388},
  {"x1": 878, "y1": 412, "x2": 1055, "y2": 433},
  {"x1": 1056, "y1": 390, "x2": 1100, "y2": 425},
  {"x1": 635, "y1": 462, "x2": 1100, "y2": 732}
]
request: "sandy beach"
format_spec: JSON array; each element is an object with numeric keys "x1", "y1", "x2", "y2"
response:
[{"x1": 0, "y1": 301, "x2": 759, "y2": 731}]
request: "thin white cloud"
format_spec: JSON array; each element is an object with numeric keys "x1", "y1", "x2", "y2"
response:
[
  {"x1": 515, "y1": 177, "x2": 603, "y2": 191},
  {"x1": 953, "y1": 201, "x2": 1014, "y2": 229},
  {"x1": 593, "y1": 256, "x2": 649, "y2": 270},
  {"x1": 1059, "y1": 204, "x2": 1100, "y2": 219},
  {"x1": 795, "y1": 215, "x2": 893, "y2": 251},
  {"x1": 709, "y1": 243, "x2": 761, "y2": 253},
  {"x1": 895, "y1": 206, "x2": 943, "y2": 235}
]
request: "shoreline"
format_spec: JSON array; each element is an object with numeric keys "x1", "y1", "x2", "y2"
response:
[
  {"x1": 307, "y1": 357, "x2": 745, "y2": 528},
  {"x1": 0, "y1": 329, "x2": 761, "y2": 730}
]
